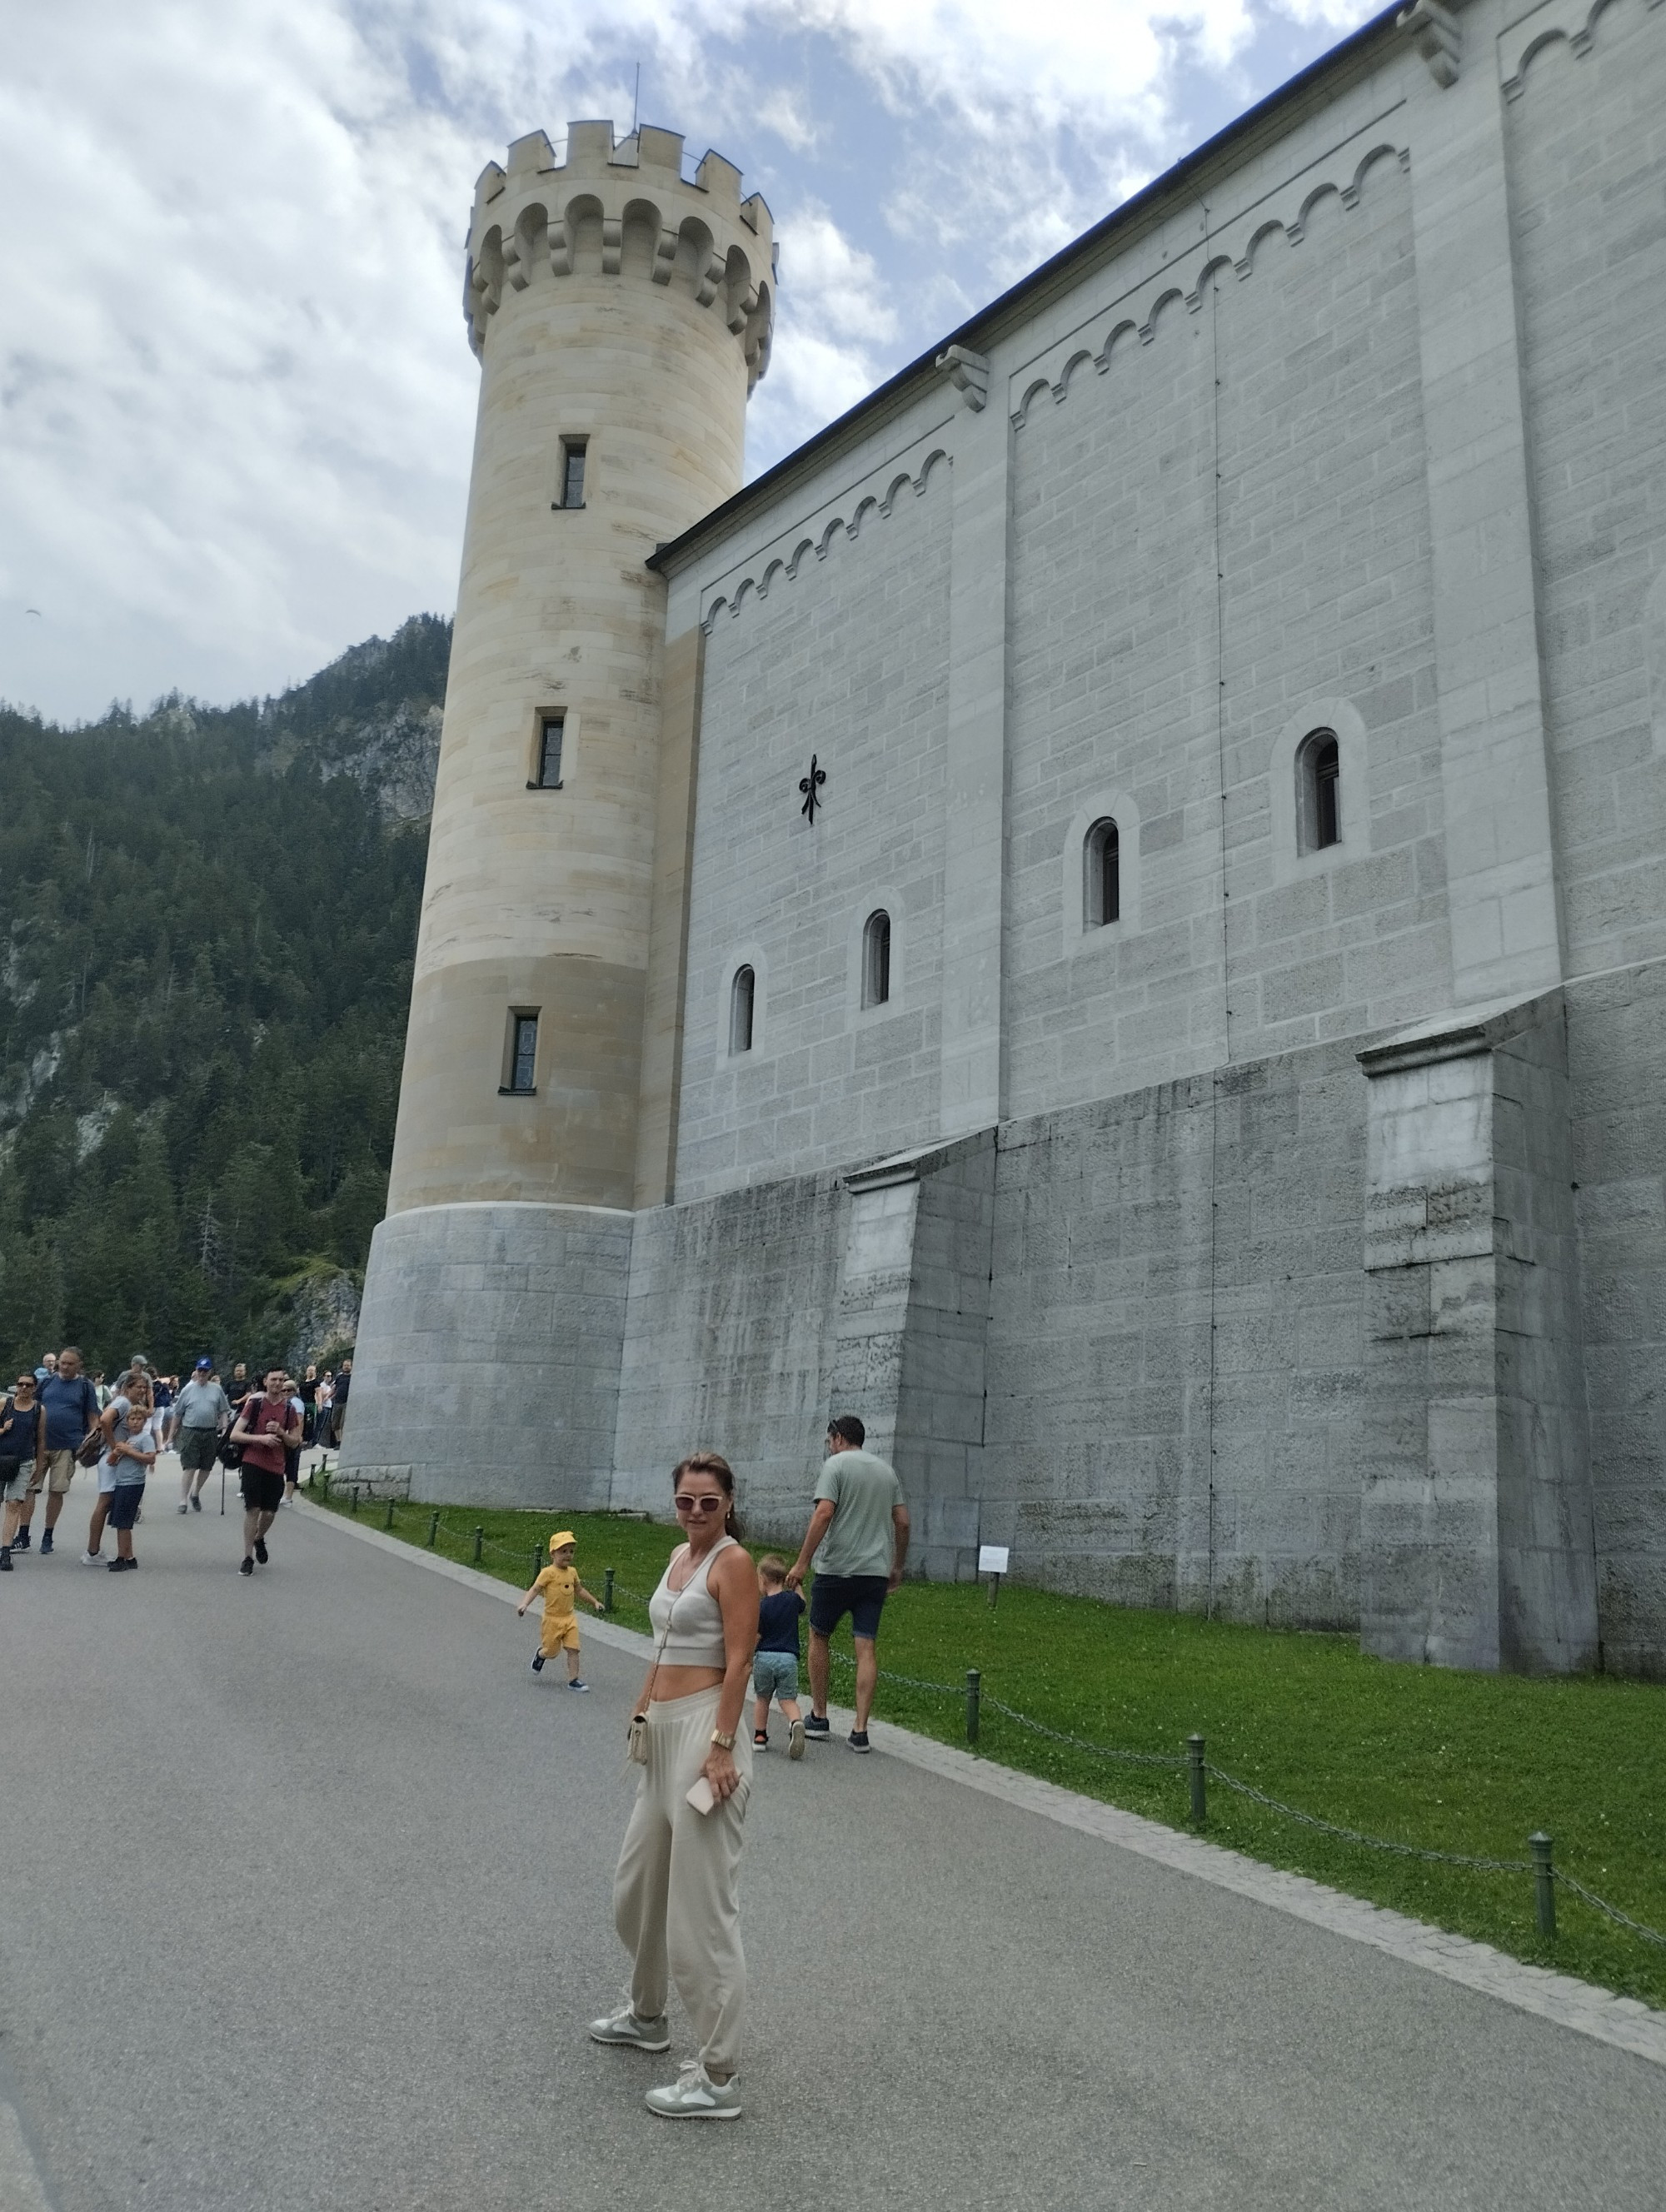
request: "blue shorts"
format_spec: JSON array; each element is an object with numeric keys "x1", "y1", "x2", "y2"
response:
[
  {"x1": 808, "y1": 1572, "x2": 889, "y2": 1642},
  {"x1": 107, "y1": 1482, "x2": 146, "y2": 1531},
  {"x1": 752, "y1": 1650, "x2": 799, "y2": 1701}
]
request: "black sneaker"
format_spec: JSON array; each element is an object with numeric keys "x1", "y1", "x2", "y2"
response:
[
  {"x1": 847, "y1": 1729, "x2": 871, "y2": 1753},
  {"x1": 13, "y1": 1527, "x2": 28, "y2": 1552},
  {"x1": 531, "y1": 1653, "x2": 544, "y2": 1673},
  {"x1": 254, "y1": 1537, "x2": 268, "y2": 1564},
  {"x1": 189, "y1": 1493, "x2": 202, "y2": 1512},
  {"x1": 239, "y1": 1556, "x2": 254, "y2": 1576},
  {"x1": 38, "y1": 1530, "x2": 53, "y2": 1556},
  {"x1": 0, "y1": 1547, "x2": 12, "y2": 1572},
  {"x1": 108, "y1": 1556, "x2": 137, "y2": 1572},
  {"x1": 804, "y1": 1715, "x2": 831, "y2": 1742}
]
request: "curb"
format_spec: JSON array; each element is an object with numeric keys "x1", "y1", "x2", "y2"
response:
[{"x1": 298, "y1": 1497, "x2": 1666, "y2": 2071}]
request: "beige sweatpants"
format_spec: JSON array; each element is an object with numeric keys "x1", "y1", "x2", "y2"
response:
[{"x1": 613, "y1": 1685, "x2": 753, "y2": 2076}]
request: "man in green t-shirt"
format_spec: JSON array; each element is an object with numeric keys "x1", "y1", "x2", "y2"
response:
[{"x1": 786, "y1": 1414, "x2": 910, "y2": 1753}]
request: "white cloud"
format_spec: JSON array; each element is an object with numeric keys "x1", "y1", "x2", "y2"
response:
[{"x1": 1, "y1": 0, "x2": 1382, "y2": 721}]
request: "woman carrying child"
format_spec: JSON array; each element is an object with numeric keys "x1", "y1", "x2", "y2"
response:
[
  {"x1": 86, "y1": 1370, "x2": 159, "y2": 1571},
  {"x1": 591, "y1": 1452, "x2": 756, "y2": 2120}
]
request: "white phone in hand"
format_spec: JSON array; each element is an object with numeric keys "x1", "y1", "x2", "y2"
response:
[{"x1": 685, "y1": 1774, "x2": 717, "y2": 1816}]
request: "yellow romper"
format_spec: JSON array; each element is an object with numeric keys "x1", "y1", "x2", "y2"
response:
[{"x1": 534, "y1": 1562, "x2": 581, "y2": 1653}]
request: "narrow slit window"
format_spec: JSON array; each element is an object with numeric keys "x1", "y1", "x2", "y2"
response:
[
  {"x1": 1085, "y1": 819, "x2": 1120, "y2": 927},
  {"x1": 509, "y1": 1013, "x2": 538, "y2": 1094},
  {"x1": 536, "y1": 715, "x2": 564, "y2": 788},
  {"x1": 1299, "y1": 730, "x2": 1341, "y2": 853},
  {"x1": 729, "y1": 965, "x2": 755, "y2": 1056},
  {"x1": 557, "y1": 439, "x2": 586, "y2": 509},
  {"x1": 862, "y1": 910, "x2": 891, "y2": 1009}
]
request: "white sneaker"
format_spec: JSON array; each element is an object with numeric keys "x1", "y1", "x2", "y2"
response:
[
  {"x1": 788, "y1": 1717, "x2": 806, "y2": 1760},
  {"x1": 82, "y1": 1551, "x2": 102, "y2": 1566},
  {"x1": 645, "y1": 2061, "x2": 741, "y2": 2120},
  {"x1": 588, "y1": 2004, "x2": 670, "y2": 2052}
]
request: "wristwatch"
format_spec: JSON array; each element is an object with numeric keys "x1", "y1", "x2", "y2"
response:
[{"x1": 710, "y1": 1727, "x2": 736, "y2": 1751}]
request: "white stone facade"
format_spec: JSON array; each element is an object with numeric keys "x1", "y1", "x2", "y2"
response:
[{"x1": 346, "y1": 0, "x2": 1666, "y2": 1675}]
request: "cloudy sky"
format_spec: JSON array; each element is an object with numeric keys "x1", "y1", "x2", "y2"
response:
[{"x1": 2, "y1": 0, "x2": 1379, "y2": 725}]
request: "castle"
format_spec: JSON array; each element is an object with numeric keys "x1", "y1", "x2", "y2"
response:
[{"x1": 341, "y1": 0, "x2": 1666, "y2": 1677}]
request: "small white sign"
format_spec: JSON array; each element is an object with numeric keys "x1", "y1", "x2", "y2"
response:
[{"x1": 978, "y1": 1544, "x2": 1010, "y2": 1577}]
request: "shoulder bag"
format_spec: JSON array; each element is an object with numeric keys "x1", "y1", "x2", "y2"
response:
[
  {"x1": 626, "y1": 1547, "x2": 689, "y2": 1766},
  {"x1": 73, "y1": 1382, "x2": 106, "y2": 1467}
]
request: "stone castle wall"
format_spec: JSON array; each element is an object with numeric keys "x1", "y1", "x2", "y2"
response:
[{"x1": 345, "y1": 0, "x2": 1666, "y2": 1675}]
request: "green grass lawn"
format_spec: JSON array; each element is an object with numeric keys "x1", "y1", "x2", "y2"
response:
[{"x1": 312, "y1": 1482, "x2": 1666, "y2": 2010}]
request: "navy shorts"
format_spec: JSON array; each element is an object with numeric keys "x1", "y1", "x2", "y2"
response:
[
  {"x1": 808, "y1": 1572, "x2": 889, "y2": 1642},
  {"x1": 107, "y1": 1482, "x2": 146, "y2": 1531}
]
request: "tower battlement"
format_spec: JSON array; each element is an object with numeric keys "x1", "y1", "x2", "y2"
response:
[{"x1": 464, "y1": 118, "x2": 775, "y2": 389}]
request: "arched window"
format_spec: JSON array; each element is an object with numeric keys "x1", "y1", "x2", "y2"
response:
[
  {"x1": 861, "y1": 910, "x2": 891, "y2": 1009},
  {"x1": 1084, "y1": 819, "x2": 1120, "y2": 927},
  {"x1": 1299, "y1": 730, "x2": 1341, "y2": 854},
  {"x1": 729, "y1": 964, "x2": 755, "y2": 1055}
]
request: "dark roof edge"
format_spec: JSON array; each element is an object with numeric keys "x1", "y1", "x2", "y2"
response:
[{"x1": 649, "y1": 0, "x2": 1408, "y2": 578}]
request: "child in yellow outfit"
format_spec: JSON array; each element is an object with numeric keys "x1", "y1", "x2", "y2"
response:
[{"x1": 519, "y1": 1531, "x2": 603, "y2": 1690}]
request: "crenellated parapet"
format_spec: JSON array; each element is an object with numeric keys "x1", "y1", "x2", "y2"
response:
[{"x1": 463, "y1": 119, "x2": 776, "y2": 391}]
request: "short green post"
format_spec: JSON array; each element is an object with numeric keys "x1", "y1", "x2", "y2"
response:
[
  {"x1": 965, "y1": 1668, "x2": 981, "y2": 1746},
  {"x1": 472, "y1": 1525, "x2": 483, "y2": 1565},
  {"x1": 1187, "y1": 1734, "x2": 1207, "y2": 1825},
  {"x1": 319, "y1": 1468, "x2": 330, "y2": 1503},
  {"x1": 350, "y1": 1485, "x2": 360, "y2": 1516},
  {"x1": 1530, "y1": 1832, "x2": 1556, "y2": 1938},
  {"x1": 427, "y1": 1510, "x2": 439, "y2": 1548},
  {"x1": 604, "y1": 1567, "x2": 616, "y2": 1614},
  {"x1": 384, "y1": 1494, "x2": 395, "y2": 1530}
]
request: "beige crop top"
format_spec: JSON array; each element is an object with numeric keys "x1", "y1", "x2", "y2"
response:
[{"x1": 647, "y1": 1536, "x2": 736, "y2": 1668}]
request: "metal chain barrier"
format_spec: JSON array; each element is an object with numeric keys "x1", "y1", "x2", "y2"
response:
[
  {"x1": 982, "y1": 1694, "x2": 1189, "y2": 1771},
  {"x1": 1551, "y1": 1869, "x2": 1666, "y2": 1950},
  {"x1": 1200, "y1": 1763, "x2": 1533, "y2": 1871}
]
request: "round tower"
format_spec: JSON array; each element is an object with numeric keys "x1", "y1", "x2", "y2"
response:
[
  {"x1": 342, "y1": 121, "x2": 772, "y2": 1506},
  {"x1": 390, "y1": 119, "x2": 773, "y2": 1213}
]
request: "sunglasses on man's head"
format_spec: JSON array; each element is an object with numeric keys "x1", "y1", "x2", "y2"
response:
[{"x1": 674, "y1": 1493, "x2": 725, "y2": 1514}]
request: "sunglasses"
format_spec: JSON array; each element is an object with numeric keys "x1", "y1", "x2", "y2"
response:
[{"x1": 674, "y1": 1493, "x2": 726, "y2": 1514}]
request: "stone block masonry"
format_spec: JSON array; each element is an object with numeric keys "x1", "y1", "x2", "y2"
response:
[{"x1": 343, "y1": 0, "x2": 1666, "y2": 1677}]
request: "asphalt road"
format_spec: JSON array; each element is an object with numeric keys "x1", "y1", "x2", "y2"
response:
[{"x1": 2, "y1": 1487, "x2": 1664, "y2": 2212}]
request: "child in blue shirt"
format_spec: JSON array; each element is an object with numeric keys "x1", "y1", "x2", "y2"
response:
[{"x1": 752, "y1": 1553, "x2": 806, "y2": 1758}]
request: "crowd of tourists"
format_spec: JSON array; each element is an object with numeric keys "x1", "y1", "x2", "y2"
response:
[{"x1": 0, "y1": 1346, "x2": 353, "y2": 1574}]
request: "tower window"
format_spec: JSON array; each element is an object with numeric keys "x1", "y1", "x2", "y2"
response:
[
  {"x1": 535, "y1": 715, "x2": 564, "y2": 789},
  {"x1": 1299, "y1": 730, "x2": 1341, "y2": 853},
  {"x1": 861, "y1": 910, "x2": 891, "y2": 1009},
  {"x1": 556, "y1": 438, "x2": 586, "y2": 509},
  {"x1": 729, "y1": 965, "x2": 755, "y2": 1056},
  {"x1": 503, "y1": 1012, "x2": 538, "y2": 1095},
  {"x1": 1085, "y1": 819, "x2": 1120, "y2": 927}
]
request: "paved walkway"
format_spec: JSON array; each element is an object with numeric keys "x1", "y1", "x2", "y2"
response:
[{"x1": 3, "y1": 1487, "x2": 1664, "y2": 2212}]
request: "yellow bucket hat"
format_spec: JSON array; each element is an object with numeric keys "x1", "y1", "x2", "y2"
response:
[{"x1": 549, "y1": 1530, "x2": 577, "y2": 1553}]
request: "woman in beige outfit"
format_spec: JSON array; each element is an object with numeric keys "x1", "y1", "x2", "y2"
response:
[{"x1": 591, "y1": 1452, "x2": 757, "y2": 2120}]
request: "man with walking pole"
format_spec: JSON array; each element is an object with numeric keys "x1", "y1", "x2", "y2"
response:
[{"x1": 785, "y1": 1415, "x2": 909, "y2": 1753}]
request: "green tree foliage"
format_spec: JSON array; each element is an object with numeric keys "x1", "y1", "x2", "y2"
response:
[{"x1": 0, "y1": 615, "x2": 450, "y2": 1376}]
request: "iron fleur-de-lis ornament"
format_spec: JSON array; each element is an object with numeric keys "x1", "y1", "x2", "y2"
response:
[{"x1": 799, "y1": 753, "x2": 827, "y2": 823}]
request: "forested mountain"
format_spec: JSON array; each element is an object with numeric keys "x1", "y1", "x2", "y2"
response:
[{"x1": 0, "y1": 615, "x2": 451, "y2": 1378}]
